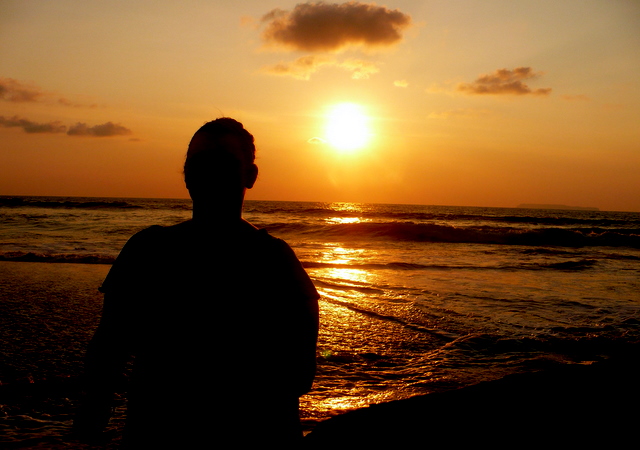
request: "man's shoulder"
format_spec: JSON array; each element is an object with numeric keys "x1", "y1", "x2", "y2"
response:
[
  {"x1": 125, "y1": 224, "x2": 167, "y2": 245},
  {"x1": 253, "y1": 228, "x2": 295, "y2": 253}
]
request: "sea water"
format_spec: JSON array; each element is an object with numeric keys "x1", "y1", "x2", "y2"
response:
[{"x1": 1, "y1": 196, "x2": 639, "y2": 447}]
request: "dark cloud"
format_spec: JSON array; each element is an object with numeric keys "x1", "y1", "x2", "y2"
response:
[
  {"x1": 0, "y1": 115, "x2": 132, "y2": 137},
  {"x1": 0, "y1": 78, "x2": 44, "y2": 102},
  {"x1": 67, "y1": 121, "x2": 132, "y2": 137},
  {"x1": 457, "y1": 67, "x2": 551, "y2": 96},
  {"x1": 261, "y1": 2, "x2": 412, "y2": 52},
  {"x1": 0, "y1": 115, "x2": 66, "y2": 133}
]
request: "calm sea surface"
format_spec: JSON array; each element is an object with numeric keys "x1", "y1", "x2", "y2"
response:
[{"x1": 1, "y1": 196, "x2": 639, "y2": 447}]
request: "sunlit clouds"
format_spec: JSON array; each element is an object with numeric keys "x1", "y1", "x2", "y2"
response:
[
  {"x1": 308, "y1": 136, "x2": 326, "y2": 145},
  {"x1": 340, "y1": 59, "x2": 380, "y2": 80},
  {"x1": 260, "y1": 2, "x2": 412, "y2": 52},
  {"x1": 262, "y1": 55, "x2": 379, "y2": 80},
  {"x1": 428, "y1": 108, "x2": 491, "y2": 119},
  {"x1": 1, "y1": 1, "x2": 639, "y2": 210},
  {"x1": 457, "y1": 67, "x2": 552, "y2": 96},
  {"x1": 257, "y1": 2, "x2": 411, "y2": 80}
]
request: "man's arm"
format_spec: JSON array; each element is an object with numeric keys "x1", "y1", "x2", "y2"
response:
[
  {"x1": 72, "y1": 228, "x2": 156, "y2": 438},
  {"x1": 73, "y1": 291, "x2": 134, "y2": 438}
]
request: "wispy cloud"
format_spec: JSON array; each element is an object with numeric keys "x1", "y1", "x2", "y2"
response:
[
  {"x1": 67, "y1": 122, "x2": 132, "y2": 137},
  {"x1": 394, "y1": 79, "x2": 408, "y2": 88},
  {"x1": 263, "y1": 55, "x2": 335, "y2": 80},
  {"x1": 260, "y1": 2, "x2": 412, "y2": 52},
  {"x1": 0, "y1": 115, "x2": 132, "y2": 137},
  {"x1": 561, "y1": 94, "x2": 589, "y2": 101},
  {"x1": 0, "y1": 77, "x2": 99, "y2": 107},
  {"x1": 0, "y1": 78, "x2": 45, "y2": 103},
  {"x1": 338, "y1": 59, "x2": 380, "y2": 79},
  {"x1": 57, "y1": 97, "x2": 99, "y2": 108},
  {"x1": 262, "y1": 55, "x2": 380, "y2": 80},
  {"x1": 0, "y1": 77, "x2": 130, "y2": 137},
  {"x1": 457, "y1": 67, "x2": 551, "y2": 96},
  {"x1": 428, "y1": 108, "x2": 491, "y2": 119},
  {"x1": 0, "y1": 115, "x2": 66, "y2": 133}
]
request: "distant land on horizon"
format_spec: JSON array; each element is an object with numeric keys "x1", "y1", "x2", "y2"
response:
[{"x1": 517, "y1": 204, "x2": 600, "y2": 211}]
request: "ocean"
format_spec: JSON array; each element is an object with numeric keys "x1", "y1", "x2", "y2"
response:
[{"x1": 1, "y1": 196, "x2": 639, "y2": 447}]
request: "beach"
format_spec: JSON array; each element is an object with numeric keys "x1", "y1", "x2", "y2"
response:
[{"x1": 1, "y1": 196, "x2": 639, "y2": 447}]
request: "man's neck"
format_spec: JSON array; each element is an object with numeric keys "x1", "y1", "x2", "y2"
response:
[{"x1": 191, "y1": 200, "x2": 258, "y2": 232}]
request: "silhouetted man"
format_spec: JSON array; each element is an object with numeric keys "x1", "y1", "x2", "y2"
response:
[{"x1": 74, "y1": 118, "x2": 320, "y2": 447}]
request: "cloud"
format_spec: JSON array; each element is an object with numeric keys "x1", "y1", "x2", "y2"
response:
[
  {"x1": 428, "y1": 108, "x2": 491, "y2": 119},
  {"x1": 457, "y1": 67, "x2": 551, "y2": 96},
  {"x1": 263, "y1": 55, "x2": 335, "y2": 80},
  {"x1": 561, "y1": 94, "x2": 589, "y2": 101},
  {"x1": 308, "y1": 137, "x2": 326, "y2": 144},
  {"x1": 0, "y1": 115, "x2": 133, "y2": 137},
  {"x1": 338, "y1": 59, "x2": 379, "y2": 79},
  {"x1": 67, "y1": 121, "x2": 132, "y2": 137},
  {"x1": 1, "y1": 77, "x2": 99, "y2": 107},
  {"x1": 262, "y1": 55, "x2": 380, "y2": 80},
  {"x1": 260, "y1": 2, "x2": 412, "y2": 52},
  {"x1": 57, "y1": 97, "x2": 99, "y2": 108},
  {"x1": 0, "y1": 78, "x2": 44, "y2": 102},
  {"x1": 0, "y1": 115, "x2": 66, "y2": 133},
  {"x1": 394, "y1": 79, "x2": 408, "y2": 88}
]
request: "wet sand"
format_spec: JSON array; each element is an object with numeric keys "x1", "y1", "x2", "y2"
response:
[{"x1": 306, "y1": 354, "x2": 640, "y2": 447}]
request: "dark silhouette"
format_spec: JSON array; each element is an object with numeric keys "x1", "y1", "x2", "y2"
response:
[{"x1": 74, "y1": 118, "x2": 319, "y2": 447}]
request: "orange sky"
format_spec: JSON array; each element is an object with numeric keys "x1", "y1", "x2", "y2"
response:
[{"x1": 1, "y1": 1, "x2": 639, "y2": 211}]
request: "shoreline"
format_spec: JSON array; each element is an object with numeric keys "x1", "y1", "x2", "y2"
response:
[
  {"x1": 307, "y1": 354, "x2": 640, "y2": 446},
  {"x1": 3, "y1": 355, "x2": 639, "y2": 448}
]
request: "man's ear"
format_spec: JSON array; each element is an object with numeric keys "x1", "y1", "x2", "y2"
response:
[{"x1": 245, "y1": 163, "x2": 258, "y2": 189}]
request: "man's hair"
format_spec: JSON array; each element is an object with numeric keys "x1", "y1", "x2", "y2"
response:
[
  {"x1": 187, "y1": 118, "x2": 255, "y2": 162},
  {"x1": 183, "y1": 118, "x2": 256, "y2": 190}
]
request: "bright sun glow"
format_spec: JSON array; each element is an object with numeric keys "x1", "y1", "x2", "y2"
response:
[{"x1": 326, "y1": 103, "x2": 370, "y2": 151}]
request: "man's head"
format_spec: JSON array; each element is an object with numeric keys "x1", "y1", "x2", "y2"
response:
[{"x1": 184, "y1": 118, "x2": 258, "y2": 203}]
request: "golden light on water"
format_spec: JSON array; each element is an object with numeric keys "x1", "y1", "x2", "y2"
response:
[
  {"x1": 325, "y1": 103, "x2": 370, "y2": 152},
  {"x1": 326, "y1": 217, "x2": 363, "y2": 224},
  {"x1": 320, "y1": 245, "x2": 365, "y2": 265},
  {"x1": 321, "y1": 268, "x2": 370, "y2": 287},
  {"x1": 327, "y1": 202, "x2": 371, "y2": 214}
]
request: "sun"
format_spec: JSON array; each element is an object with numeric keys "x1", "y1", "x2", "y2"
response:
[{"x1": 325, "y1": 103, "x2": 370, "y2": 152}]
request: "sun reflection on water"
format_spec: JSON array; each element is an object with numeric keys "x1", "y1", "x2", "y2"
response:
[
  {"x1": 303, "y1": 296, "x2": 428, "y2": 421},
  {"x1": 325, "y1": 202, "x2": 369, "y2": 214},
  {"x1": 319, "y1": 268, "x2": 371, "y2": 286},
  {"x1": 326, "y1": 217, "x2": 363, "y2": 224},
  {"x1": 320, "y1": 245, "x2": 368, "y2": 265},
  {"x1": 310, "y1": 391, "x2": 396, "y2": 414}
]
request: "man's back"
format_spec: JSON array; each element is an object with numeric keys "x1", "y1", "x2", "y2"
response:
[{"x1": 82, "y1": 221, "x2": 318, "y2": 446}]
